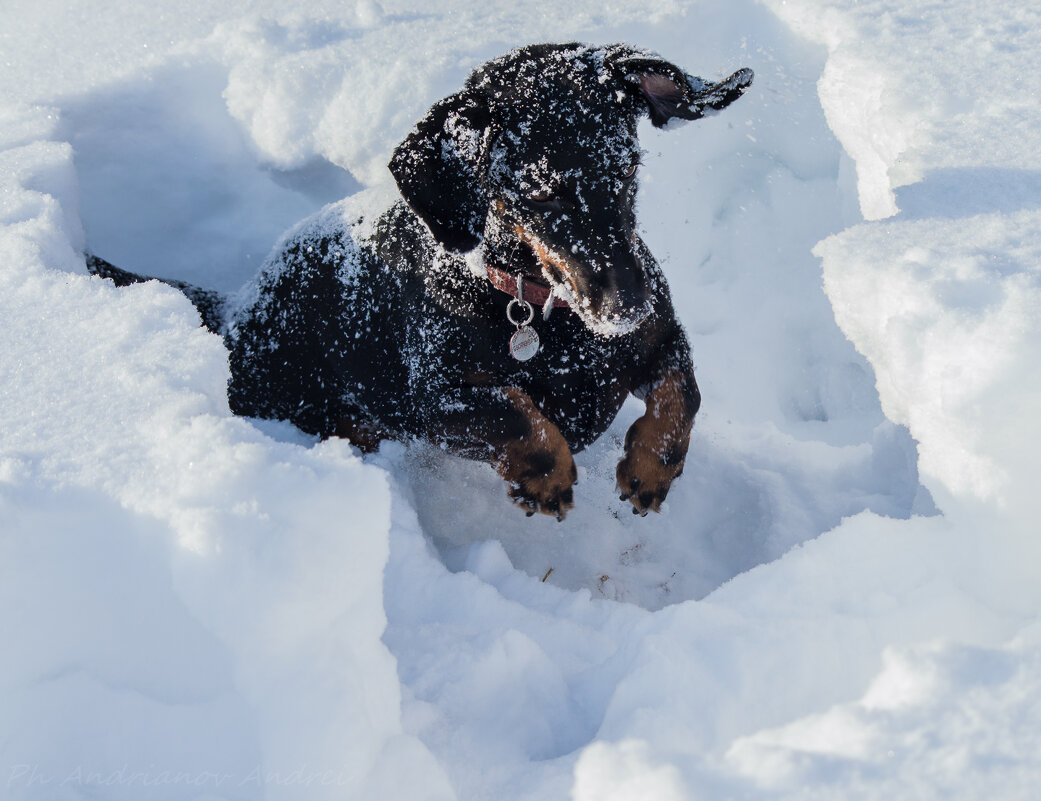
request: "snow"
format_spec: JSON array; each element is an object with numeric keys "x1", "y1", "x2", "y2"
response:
[{"x1": 2, "y1": 0, "x2": 1040, "y2": 799}]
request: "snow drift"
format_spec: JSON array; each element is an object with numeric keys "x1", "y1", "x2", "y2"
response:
[{"x1": 2, "y1": 0, "x2": 1040, "y2": 798}]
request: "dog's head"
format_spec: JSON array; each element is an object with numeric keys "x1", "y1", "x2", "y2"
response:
[{"x1": 389, "y1": 43, "x2": 753, "y2": 336}]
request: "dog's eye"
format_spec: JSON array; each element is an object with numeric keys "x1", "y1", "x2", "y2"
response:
[
  {"x1": 529, "y1": 189, "x2": 556, "y2": 204},
  {"x1": 621, "y1": 162, "x2": 639, "y2": 179}
]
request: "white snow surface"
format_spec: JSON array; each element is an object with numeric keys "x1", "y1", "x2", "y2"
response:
[{"x1": 2, "y1": 0, "x2": 1040, "y2": 798}]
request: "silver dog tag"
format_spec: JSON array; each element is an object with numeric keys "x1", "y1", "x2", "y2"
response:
[
  {"x1": 509, "y1": 326, "x2": 540, "y2": 361},
  {"x1": 506, "y1": 281, "x2": 540, "y2": 361}
]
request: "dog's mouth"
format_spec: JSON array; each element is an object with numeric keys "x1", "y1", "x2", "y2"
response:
[{"x1": 513, "y1": 226, "x2": 652, "y2": 337}]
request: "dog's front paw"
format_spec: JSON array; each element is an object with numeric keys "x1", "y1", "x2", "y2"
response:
[
  {"x1": 616, "y1": 415, "x2": 689, "y2": 516},
  {"x1": 499, "y1": 436, "x2": 577, "y2": 521}
]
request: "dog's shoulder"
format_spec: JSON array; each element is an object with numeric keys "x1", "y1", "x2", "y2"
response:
[
  {"x1": 227, "y1": 188, "x2": 395, "y2": 316},
  {"x1": 372, "y1": 199, "x2": 494, "y2": 321},
  {"x1": 277, "y1": 187, "x2": 398, "y2": 276}
]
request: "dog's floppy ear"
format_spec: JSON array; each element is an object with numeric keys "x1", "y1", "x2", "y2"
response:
[
  {"x1": 606, "y1": 48, "x2": 754, "y2": 128},
  {"x1": 389, "y1": 90, "x2": 492, "y2": 252}
]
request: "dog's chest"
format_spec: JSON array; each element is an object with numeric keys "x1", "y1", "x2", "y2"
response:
[{"x1": 508, "y1": 320, "x2": 637, "y2": 451}]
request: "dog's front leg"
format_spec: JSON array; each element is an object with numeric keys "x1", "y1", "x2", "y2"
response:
[
  {"x1": 495, "y1": 388, "x2": 578, "y2": 520},
  {"x1": 436, "y1": 386, "x2": 577, "y2": 520},
  {"x1": 617, "y1": 353, "x2": 701, "y2": 516}
]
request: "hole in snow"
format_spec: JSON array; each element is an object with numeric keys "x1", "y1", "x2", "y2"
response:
[
  {"x1": 64, "y1": 61, "x2": 357, "y2": 294},
  {"x1": 62, "y1": 33, "x2": 934, "y2": 612}
]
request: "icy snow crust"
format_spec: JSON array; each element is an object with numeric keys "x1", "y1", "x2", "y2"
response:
[{"x1": 3, "y1": 0, "x2": 1041, "y2": 799}]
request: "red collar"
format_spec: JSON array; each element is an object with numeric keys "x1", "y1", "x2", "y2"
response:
[{"x1": 485, "y1": 263, "x2": 570, "y2": 309}]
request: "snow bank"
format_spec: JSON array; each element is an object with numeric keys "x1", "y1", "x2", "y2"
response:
[
  {"x1": 729, "y1": 626, "x2": 1041, "y2": 800},
  {"x1": 0, "y1": 106, "x2": 448, "y2": 800},
  {"x1": 214, "y1": 0, "x2": 685, "y2": 185},
  {"x1": 764, "y1": 0, "x2": 1041, "y2": 220},
  {"x1": 818, "y1": 212, "x2": 1041, "y2": 517},
  {"x1": 724, "y1": 0, "x2": 1041, "y2": 795},
  {"x1": 3, "y1": 0, "x2": 1041, "y2": 798}
]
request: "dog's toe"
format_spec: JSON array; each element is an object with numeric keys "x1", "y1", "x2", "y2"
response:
[
  {"x1": 616, "y1": 452, "x2": 679, "y2": 516},
  {"x1": 507, "y1": 471, "x2": 575, "y2": 520},
  {"x1": 500, "y1": 429, "x2": 577, "y2": 520}
]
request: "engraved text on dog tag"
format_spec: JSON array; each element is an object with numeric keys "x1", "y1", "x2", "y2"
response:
[
  {"x1": 506, "y1": 284, "x2": 539, "y2": 361},
  {"x1": 509, "y1": 326, "x2": 540, "y2": 361}
]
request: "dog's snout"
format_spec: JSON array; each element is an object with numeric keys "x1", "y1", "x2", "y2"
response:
[
  {"x1": 599, "y1": 245, "x2": 650, "y2": 318},
  {"x1": 601, "y1": 282, "x2": 648, "y2": 317}
]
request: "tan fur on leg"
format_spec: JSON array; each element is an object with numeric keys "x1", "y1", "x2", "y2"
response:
[
  {"x1": 617, "y1": 370, "x2": 695, "y2": 515},
  {"x1": 496, "y1": 387, "x2": 577, "y2": 520}
]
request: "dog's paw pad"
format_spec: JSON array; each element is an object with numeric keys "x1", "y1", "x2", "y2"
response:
[
  {"x1": 616, "y1": 445, "x2": 684, "y2": 516},
  {"x1": 503, "y1": 446, "x2": 577, "y2": 520}
]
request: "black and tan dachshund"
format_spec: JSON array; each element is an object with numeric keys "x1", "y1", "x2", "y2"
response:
[{"x1": 88, "y1": 42, "x2": 753, "y2": 520}]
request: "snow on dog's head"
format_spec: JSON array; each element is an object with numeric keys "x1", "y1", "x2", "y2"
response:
[{"x1": 389, "y1": 42, "x2": 753, "y2": 337}]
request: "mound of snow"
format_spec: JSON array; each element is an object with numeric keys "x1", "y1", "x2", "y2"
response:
[{"x1": 3, "y1": 0, "x2": 1041, "y2": 798}]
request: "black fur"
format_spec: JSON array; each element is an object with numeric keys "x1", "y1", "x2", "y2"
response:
[
  {"x1": 86, "y1": 254, "x2": 227, "y2": 333},
  {"x1": 88, "y1": 43, "x2": 752, "y2": 517}
]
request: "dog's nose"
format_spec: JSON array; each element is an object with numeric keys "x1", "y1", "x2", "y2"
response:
[
  {"x1": 601, "y1": 284, "x2": 649, "y2": 318},
  {"x1": 600, "y1": 247, "x2": 650, "y2": 318}
]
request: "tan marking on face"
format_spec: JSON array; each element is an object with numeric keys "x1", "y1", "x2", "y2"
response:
[{"x1": 513, "y1": 224, "x2": 581, "y2": 299}]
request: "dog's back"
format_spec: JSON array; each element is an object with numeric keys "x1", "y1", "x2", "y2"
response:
[{"x1": 224, "y1": 198, "x2": 416, "y2": 438}]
